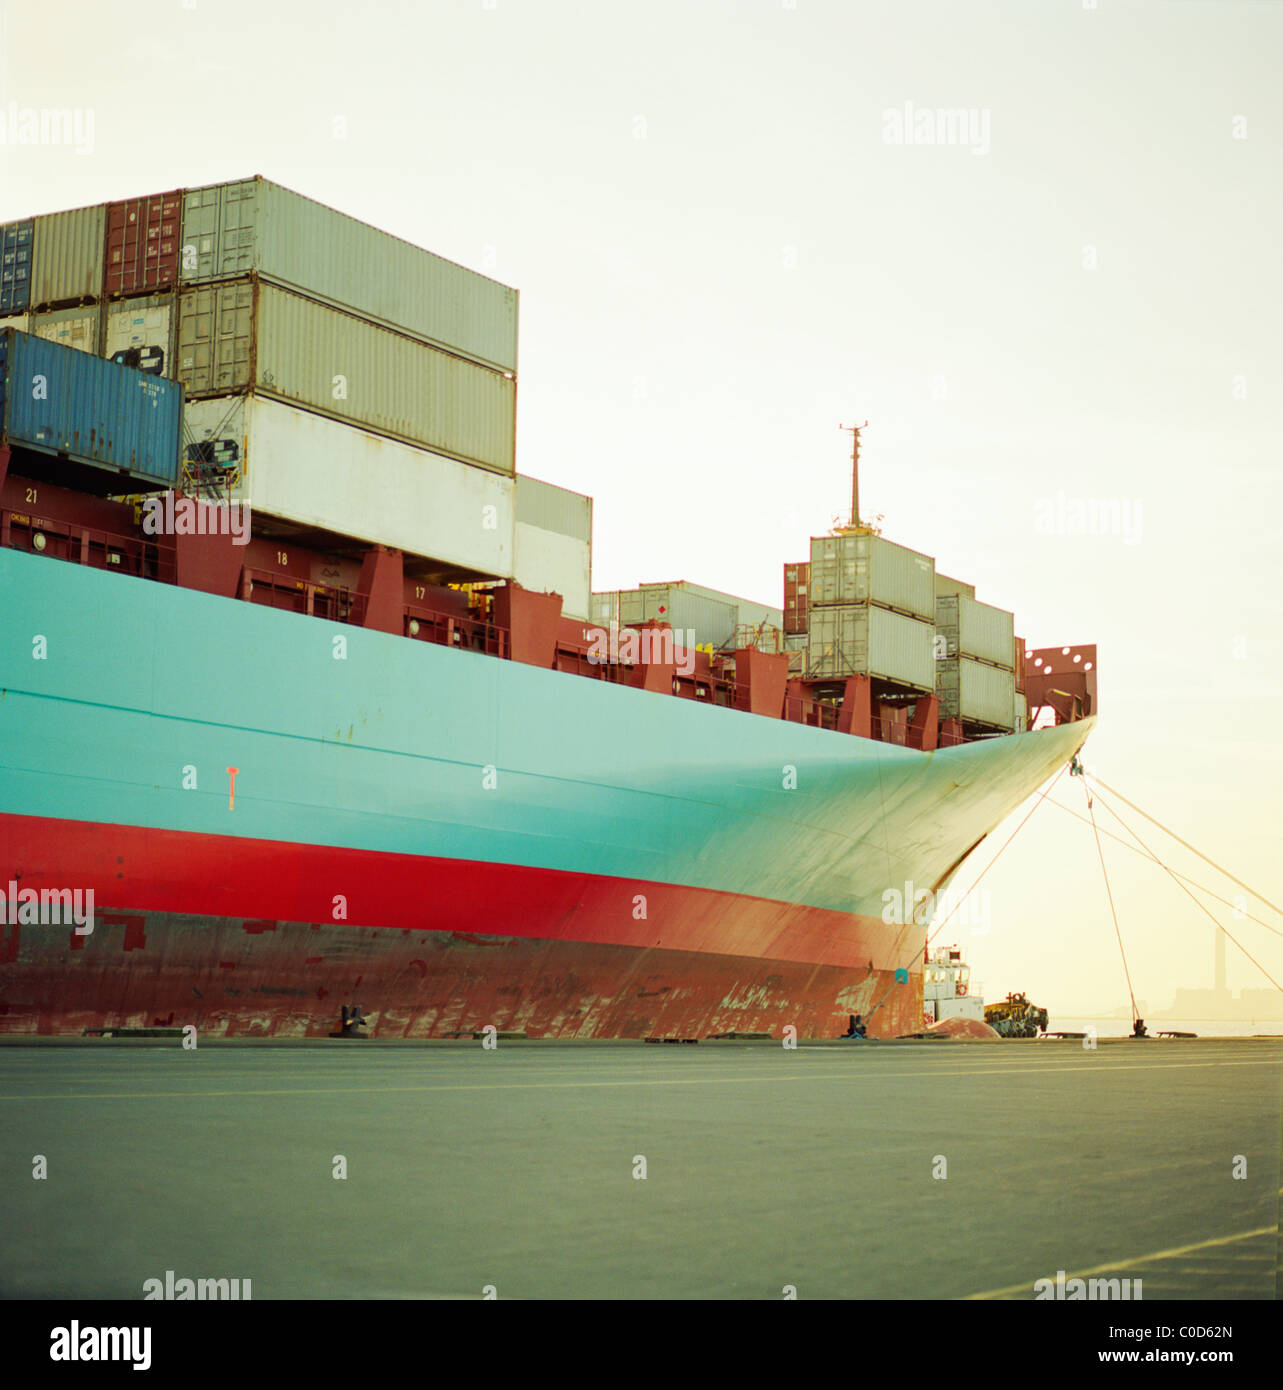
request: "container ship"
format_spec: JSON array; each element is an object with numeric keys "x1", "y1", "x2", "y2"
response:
[{"x1": 0, "y1": 179, "x2": 1096, "y2": 1039}]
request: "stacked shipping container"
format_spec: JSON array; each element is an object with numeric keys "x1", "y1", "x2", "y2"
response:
[
  {"x1": 514, "y1": 476, "x2": 592, "y2": 620},
  {"x1": 804, "y1": 532, "x2": 936, "y2": 686},
  {"x1": 783, "y1": 561, "x2": 808, "y2": 634},
  {"x1": 934, "y1": 592, "x2": 1018, "y2": 730},
  {"x1": 591, "y1": 581, "x2": 784, "y2": 653},
  {"x1": 0, "y1": 178, "x2": 521, "y2": 578}
]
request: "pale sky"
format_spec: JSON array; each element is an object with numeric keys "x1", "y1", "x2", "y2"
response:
[{"x1": 2, "y1": 0, "x2": 1280, "y2": 1017}]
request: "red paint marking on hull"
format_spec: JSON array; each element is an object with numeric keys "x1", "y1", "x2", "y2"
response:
[{"x1": 1, "y1": 812, "x2": 915, "y2": 973}]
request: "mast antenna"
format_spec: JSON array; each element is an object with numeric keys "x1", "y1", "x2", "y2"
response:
[{"x1": 839, "y1": 420, "x2": 868, "y2": 530}]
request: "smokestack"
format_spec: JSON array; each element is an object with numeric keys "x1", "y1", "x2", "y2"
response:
[{"x1": 1214, "y1": 928, "x2": 1226, "y2": 995}]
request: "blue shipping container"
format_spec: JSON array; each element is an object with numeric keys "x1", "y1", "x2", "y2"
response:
[
  {"x1": 0, "y1": 221, "x2": 34, "y2": 313},
  {"x1": 0, "y1": 328, "x2": 182, "y2": 486}
]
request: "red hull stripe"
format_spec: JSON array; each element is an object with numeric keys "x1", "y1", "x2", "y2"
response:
[{"x1": 0, "y1": 812, "x2": 910, "y2": 972}]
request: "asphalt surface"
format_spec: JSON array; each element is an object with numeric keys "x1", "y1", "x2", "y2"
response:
[{"x1": 1, "y1": 1039, "x2": 1279, "y2": 1299}]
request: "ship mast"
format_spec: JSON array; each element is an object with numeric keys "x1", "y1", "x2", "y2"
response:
[{"x1": 839, "y1": 420, "x2": 868, "y2": 530}]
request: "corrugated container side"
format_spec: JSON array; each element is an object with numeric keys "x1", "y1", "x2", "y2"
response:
[
  {"x1": 0, "y1": 222, "x2": 34, "y2": 312},
  {"x1": 1013, "y1": 690, "x2": 1028, "y2": 733},
  {"x1": 255, "y1": 285, "x2": 515, "y2": 475},
  {"x1": 806, "y1": 604, "x2": 935, "y2": 688},
  {"x1": 0, "y1": 328, "x2": 181, "y2": 484},
  {"x1": 180, "y1": 178, "x2": 519, "y2": 373},
  {"x1": 176, "y1": 282, "x2": 516, "y2": 475},
  {"x1": 934, "y1": 573, "x2": 976, "y2": 600},
  {"x1": 1014, "y1": 636, "x2": 1026, "y2": 693},
  {"x1": 936, "y1": 656, "x2": 1017, "y2": 728},
  {"x1": 30, "y1": 205, "x2": 105, "y2": 307},
  {"x1": 31, "y1": 306, "x2": 102, "y2": 355},
  {"x1": 105, "y1": 190, "x2": 183, "y2": 296},
  {"x1": 516, "y1": 475, "x2": 592, "y2": 543},
  {"x1": 935, "y1": 593, "x2": 1015, "y2": 670},
  {"x1": 258, "y1": 180, "x2": 519, "y2": 375},
  {"x1": 642, "y1": 580, "x2": 781, "y2": 632},
  {"x1": 191, "y1": 395, "x2": 514, "y2": 575},
  {"x1": 103, "y1": 297, "x2": 176, "y2": 377},
  {"x1": 640, "y1": 586, "x2": 737, "y2": 648},
  {"x1": 809, "y1": 533, "x2": 935, "y2": 619}
]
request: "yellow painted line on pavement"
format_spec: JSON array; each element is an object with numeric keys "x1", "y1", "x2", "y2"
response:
[{"x1": 965, "y1": 1225, "x2": 1277, "y2": 1301}]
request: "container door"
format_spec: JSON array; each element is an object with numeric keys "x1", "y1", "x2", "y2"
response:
[{"x1": 0, "y1": 222, "x2": 34, "y2": 313}]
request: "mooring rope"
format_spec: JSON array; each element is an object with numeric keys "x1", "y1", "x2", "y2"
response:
[
  {"x1": 1091, "y1": 786, "x2": 1283, "y2": 997},
  {"x1": 1042, "y1": 796, "x2": 1283, "y2": 941},
  {"x1": 1084, "y1": 779, "x2": 1140, "y2": 1023},
  {"x1": 1093, "y1": 777, "x2": 1283, "y2": 921}
]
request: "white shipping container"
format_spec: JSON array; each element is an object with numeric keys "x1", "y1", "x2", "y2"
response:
[
  {"x1": 180, "y1": 178, "x2": 518, "y2": 373},
  {"x1": 32, "y1": 305, "x2": 101, "y2": 354},
  {"x1": 809, "y1": 533, "x2": 935, "y2": 620},
  {"x1": 514, "y1": 522, "x2": 591, "y2": 620},
  {"x1": 185, "y1": 395, "x2": 515, "y2": 579},
  {"x1": 1013, "y1": 690, "x2": 1028, "y2": 733},
  {"x1": 31, "y1": 204, "x2": 105, "y2": 308},
  {"x1": 935, "y1": 593, "x2": 1016, "y2": 670},
  {"x1": 103, "y1": 297, "x2": 175, "y2": 378},
  {"x1": 176, "y1": 281, "x2": 515, "y2": 475},
  {"x1": 806, "y1": 604, "x2": 936, "y2": 689},
  {"x1": 936, "y1": 657, "x2": 1017, "y2": 729}
]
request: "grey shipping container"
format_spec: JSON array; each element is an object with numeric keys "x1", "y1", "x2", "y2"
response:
[
  {"x1": 0, "y1": 221, "x2": 34, "y2": 312},
  {"x1": 175, "y1": 280, "x2": 516, "y2": 476},
  {"x1": 30, "y1": 205, "x2": 105, "y2": 308},
  {"x1": 516, "y1": 475, "x2": 592, "y2": 543},
  {"x1": 937, "y1": 657, "x2": 1017, "y2": 729},
  {"x1": 809, "y1": 532, "x2": 935, "y2": 620},
  {"x1": 590, "y1": 591, "x2": 620, "y2": 626},
  {"x1": 180, "y1": 178, "x2": 518, "y2": 373},
  {"x1": 649, "y1": 579, "x2": 783, "y2": 633},
  {"x1": 638, "y1": 585, "x2": 738, "y2": 648},
  {"x1": 31, "y1": 305, "x2": 101, "y2": 355},
  {"x1": 1013, "y1": 690, "x2": 1028, "y2": 733},
  {"x1": 935, "y1": 593, "x2": 1015, "y2": 670},
  {"x1": 806, "y1": 604, "x2": 936, "y2": 689},
  {"x1": 934, "y1": 573, "x2": 976, "y2": 601}
]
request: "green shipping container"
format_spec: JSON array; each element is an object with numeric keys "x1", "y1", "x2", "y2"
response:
[
  {"x1": 175, "y1": 280, "x2": 515, "y2": 476},
  {"x1": 180, "y1": 178, "x2": 518, "y2": 374}
]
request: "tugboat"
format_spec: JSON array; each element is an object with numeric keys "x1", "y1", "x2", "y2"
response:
[{"x1": 922, "y1": 945, "x2": 986, "y2": 1026}]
